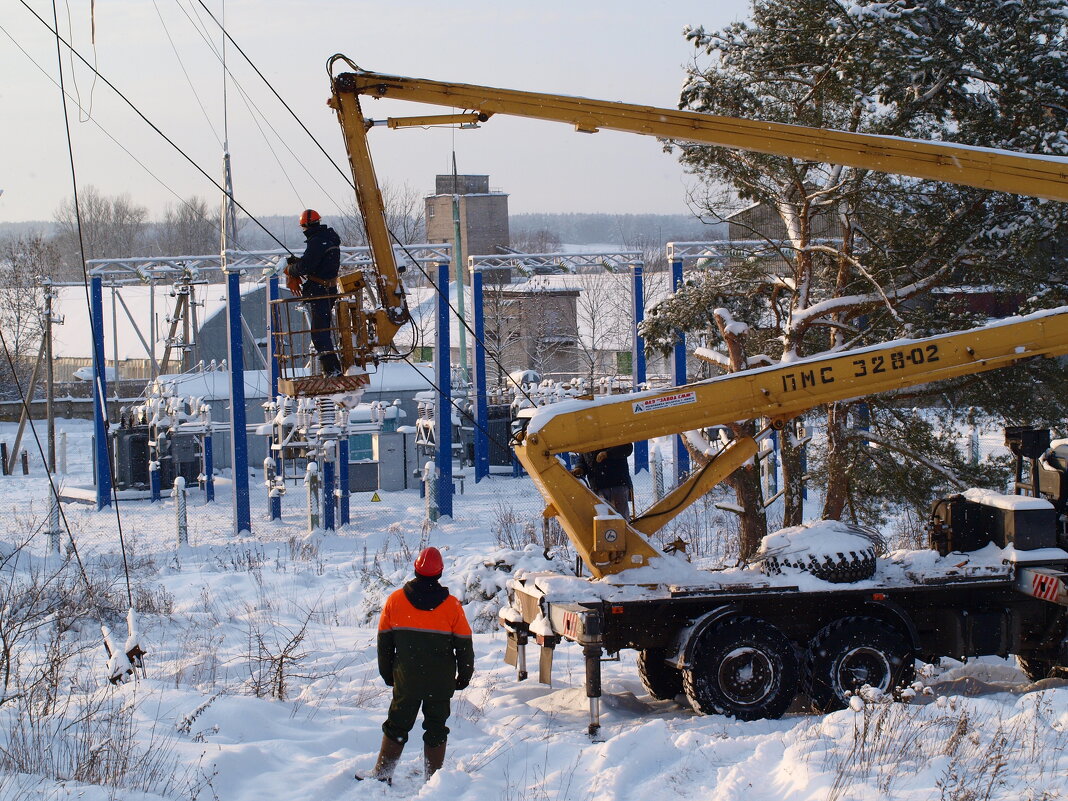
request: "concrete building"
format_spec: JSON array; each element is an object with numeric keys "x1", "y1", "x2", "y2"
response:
[{"x1": 424, "y1": 175, "x2": 509, "y2": 279}]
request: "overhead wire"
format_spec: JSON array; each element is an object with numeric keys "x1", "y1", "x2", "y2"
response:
[
  {"x1": 150, "y1": 0, "x2": 224, "y2": 148},
  {"x1": 0, "y1": 326, "x2": 100, "y2": 606},
  {"x1": 35, "y1": 0, "x2": 574, "y2": 499},
  {"x1": 191, "y1": 0, "x2": 356, "y2": 190},
  {"x1": 0, "y1": 21, "x2": 211, "y2": 223},
  {"x1": 62, "y1": 0, "x2": 97, "y2": 123},
  {"x1": 16, "y1": 0, "x2": 544, "y2": 585},
  {"x1": 48, "y1": 0, "x2": 133, "y2": 610},
  {"x1": 188, "y1": 21, "x2": 542, "y2": 406},
  {"x1": 19, "y1": 0, "x2": 298, "y2": 256},
  {"x1": 141, "y1": 13, "x2": 544, "y2": 410},
  {"x1": 172, "y1": 0, "x2": 340, "y2": 209}
]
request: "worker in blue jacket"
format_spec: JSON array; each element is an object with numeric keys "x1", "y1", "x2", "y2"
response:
[{"x1": 285, "y1": 209, "x2": 342, "y2": 377}]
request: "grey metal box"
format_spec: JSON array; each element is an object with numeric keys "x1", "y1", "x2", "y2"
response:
[
  {"x1": 374, "y1": 431, "x2": 418, "y2": 491},
  {"x1": 347, "y1": 460, "x2": 379, "y2": 493}
]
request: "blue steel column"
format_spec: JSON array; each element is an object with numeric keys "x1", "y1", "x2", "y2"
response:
[
  {"x1": 266, "y1": 273, "x2": 280, "y2": 401},
  {"x1": 435, "y1": 261, "x2": 454, "y2": 518},
  {"x1": 472, "y1": 268, "x2": 489, "y2": 482},
  {"x1": 630, "y1": 263, "x2": 648, "y2": 474},
  {"x1": 225, "y1": 268, "x2": 251, "y2": 535},
  {"x1": 203, "y1": 431, "x2": 215, "y2": 503},
  {"x1": 90, "y1": 275, "x2": 112, "y2": 509},
  {"x1": 322, "y1": 444, "x2": 336, "y2": 532},
  {"x1": 338, "y1": 435, "x2": 350, "y2": 527},
  {"x1": 265, "y1": 274, "x2": 283, "y2": 483},
  {"x1": 670, "y1": 258, "x2": 690, "y2": 482}
]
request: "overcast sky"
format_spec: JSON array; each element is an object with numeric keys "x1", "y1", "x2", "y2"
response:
[{"x1": 3, "y1": 1, "x2": 752, "y2": 224}]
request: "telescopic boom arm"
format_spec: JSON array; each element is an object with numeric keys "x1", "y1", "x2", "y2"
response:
[
  {"x1": 328, "y1": 63, "x2": 1068, "y2": 202},
  {"x1": 325, "y1": 56, "x2": 1068, "y2": 577},
  {"x1": 515, "y1": 311, "x2": 1068, "y2": 577}
]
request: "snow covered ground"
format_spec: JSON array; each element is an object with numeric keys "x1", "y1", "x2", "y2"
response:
[{"x1": 1, "y1": 419, "x2": 1067, "y2": 801}]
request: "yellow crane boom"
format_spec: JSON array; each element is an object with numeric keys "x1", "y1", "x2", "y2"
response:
[
  {"x1": 325, "y1": 56, "x2": 1068, "y2": 577},
  {"x1": 515, "y1": 311, "x2": 1068, "y2": 577},
  {"x1": 329, "y1": 61, "x2": 1068, "y2": 202}
]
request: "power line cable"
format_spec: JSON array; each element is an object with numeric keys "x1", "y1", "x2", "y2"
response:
[
  {"x1": 0, "y1": 326, "x2": 100, "y2": 612},
  {"x1": 0, "y1": 21, "x2": 209, "y2": 223},
  {"x1": 49, "y1": 0, "x2": 134, "y2": 610},
  {"x1": 191, "y1": 0, "x2": 356, "y2": 190},
  {"x1": 62, "y1": 0, "x2": 97, "y2": 123},
  {"x1": 20, "y1": 0, "x2": 296, "y2": 256},
  {"x1": 171, "y1": 0, "x2": 342, "y2": 209},
  {"x1": 50, "y1": 2, "x2": 571, "y2": 460},
  {"x1": 151, "y1": 0, "x2": 223, "y2": 148}
]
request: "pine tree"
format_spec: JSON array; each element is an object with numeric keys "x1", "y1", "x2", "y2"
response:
[{"x1": 643, "y1": 0, "x2": 1068, "y2": 553}]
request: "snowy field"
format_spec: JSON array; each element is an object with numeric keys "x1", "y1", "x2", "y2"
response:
[{"x1": 1, "y1": 419, "x2": 1067, "y2": 801}]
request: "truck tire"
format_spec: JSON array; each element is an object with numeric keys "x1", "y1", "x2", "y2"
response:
[
  {"x1": 637, "y1": 648, "x2": 683, "y2": 701},
  {"x1": 804, "y1": 616, "x2": 915, "y2": 711},
  {"x1": 682, "y1": 616, "x2": 799, "y2": 720},
  {"x1": 762, "y1": 547, "x2": 877, "y2": 583}
]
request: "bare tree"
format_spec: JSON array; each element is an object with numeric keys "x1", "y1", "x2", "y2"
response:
[
  {"x1": 53, "y1": 186, "x2": 148, "y2": 277},
  {"x1": 481, "y1": 271, "x2": 524, "y2": 386},
  {"x1": 517, "y1": 278, "x2": 578, "y2": 379},
  {"x1": 152, "y1": 197, "x2": 216, "y2": 257},
  {"x1": 574, "y1": 271, "x2": 631, "y2": 386},
  {"x1": 510, "y1": 227, "x2": 562, "y2": 254},
  {"x1": 337, "y1": 181, "x2": 426, "y2": 248},
  {"x1": 0, "y1": 233, "x2": 54, "y2": 399}
]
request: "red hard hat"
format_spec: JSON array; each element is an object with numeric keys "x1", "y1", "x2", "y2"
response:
[
  {"x1": 299, "y1": 209, "x2": 321, "y2": 226},
  {"x1": 414, "y1": 546, "x2": 444, "y2": 577}
]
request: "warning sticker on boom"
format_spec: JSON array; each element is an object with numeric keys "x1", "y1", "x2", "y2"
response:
[{"x1": 632, "y1": 390, "x2": 697, "y2": 414}]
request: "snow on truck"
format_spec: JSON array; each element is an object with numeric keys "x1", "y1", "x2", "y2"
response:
[{"x1": 316, "y1": 56, "x2": 1068, "y2": 733}]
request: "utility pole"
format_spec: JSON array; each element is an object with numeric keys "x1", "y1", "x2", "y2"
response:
[
  {"x1": 218, "y1": 0, "x2": 250, "y2": 536},
  {"x1": 220, "y1": 0, "x2": 239, "y2": 258},
  {"x1": 451, "y1": 153, "x2": 468, "y2": 380},
  {"x1": 43, "y1": 277, "x2": 63, "y2": 550},
  {"x1": 43, "y1": 279, "x2": 59, "y2": 474}
]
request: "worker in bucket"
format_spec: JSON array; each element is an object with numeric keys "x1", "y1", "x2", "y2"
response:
[
  {"x1": 573, "y1": 443, "x2": 633, "y2": 516},
  {"x1": 360, "y1": 546, "x2": 474, "y2": 784},
  {"x1": 285, "y1": 209, "x2": 343, "y2": 377}
]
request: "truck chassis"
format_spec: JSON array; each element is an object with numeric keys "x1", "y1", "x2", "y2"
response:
[{"x1": 502, "y1": 548, "x2": 1068, "y2": 735}]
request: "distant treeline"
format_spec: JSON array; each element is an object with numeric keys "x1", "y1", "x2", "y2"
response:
[
  {"x1": 0, "y1": 211, "x2": 727, "y2": 255},
  {"x1": 510, "y1": 212, "x2": 725, "y2": 246}
]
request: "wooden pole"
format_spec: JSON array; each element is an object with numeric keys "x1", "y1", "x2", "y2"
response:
[{"x1": 7, "y1": 338, "x2": 47, "y2": 476}]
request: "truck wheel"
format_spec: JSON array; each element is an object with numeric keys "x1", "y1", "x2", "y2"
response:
[
  {"x1": 682, "y1": 616, "x2": 799, "y2": 720},
  {"x1": 1017, "y1": 652, "x2": 1063, "y2": 681},
  {"x1": 637, "y1": 648, "x2": 683, "y2": 700},
  {"x1": 804, "y1": 616, "x2": 914, "y2": 711}
]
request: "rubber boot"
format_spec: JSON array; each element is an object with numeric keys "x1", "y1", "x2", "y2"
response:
[
  {"x1": 319, "y1": 352, "x2": 342, "y2": 378},
  {"x1": 424, "y1": 740, "x2": 446, "y2": 780},
  {"x1": 369, "y1": 735, "x2": 404, "y2": 784}
]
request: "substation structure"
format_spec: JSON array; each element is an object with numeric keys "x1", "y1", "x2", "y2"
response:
[
  {"x1": 79, "y1": 244, "x2": 449, "y2": 536},
  {"x1": 73, "y1": 240, "x2": 785, "y2": 535}
]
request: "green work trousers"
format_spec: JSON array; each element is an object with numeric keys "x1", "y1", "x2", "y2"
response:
[{"x1": 382, "y1": 689, "x2": 451, "y2": 747}]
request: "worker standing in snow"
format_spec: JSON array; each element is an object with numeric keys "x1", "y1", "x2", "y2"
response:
[
  {"x1": 285, "y1": 209, "x2": 343, "y2": 377},
  {"x1": 363, "y1": 546, "x2": 474, "y2": 784},
  {"x1": 573, "y1": 443, "x2": 633, "y2": 516}
]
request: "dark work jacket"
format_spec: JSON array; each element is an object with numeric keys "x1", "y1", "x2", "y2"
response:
[
  {"x1": 377, "y1": 576, "x2": 475, "y2": 699},
  {"x1": 290, "y1": 222, "x2": 340, "y2": 298},
  {"x1": 578, "y1": 443, "x2": 633, "y2": 492}
]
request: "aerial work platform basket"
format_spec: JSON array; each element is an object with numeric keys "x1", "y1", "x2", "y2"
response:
[{"x1": 270, "y1": 291, "x2": 372, "y2": 398}]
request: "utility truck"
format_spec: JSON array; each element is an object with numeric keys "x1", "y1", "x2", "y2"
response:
[{"x1": 319, "y1": 56, "x2": 1068, "y2": 733}]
